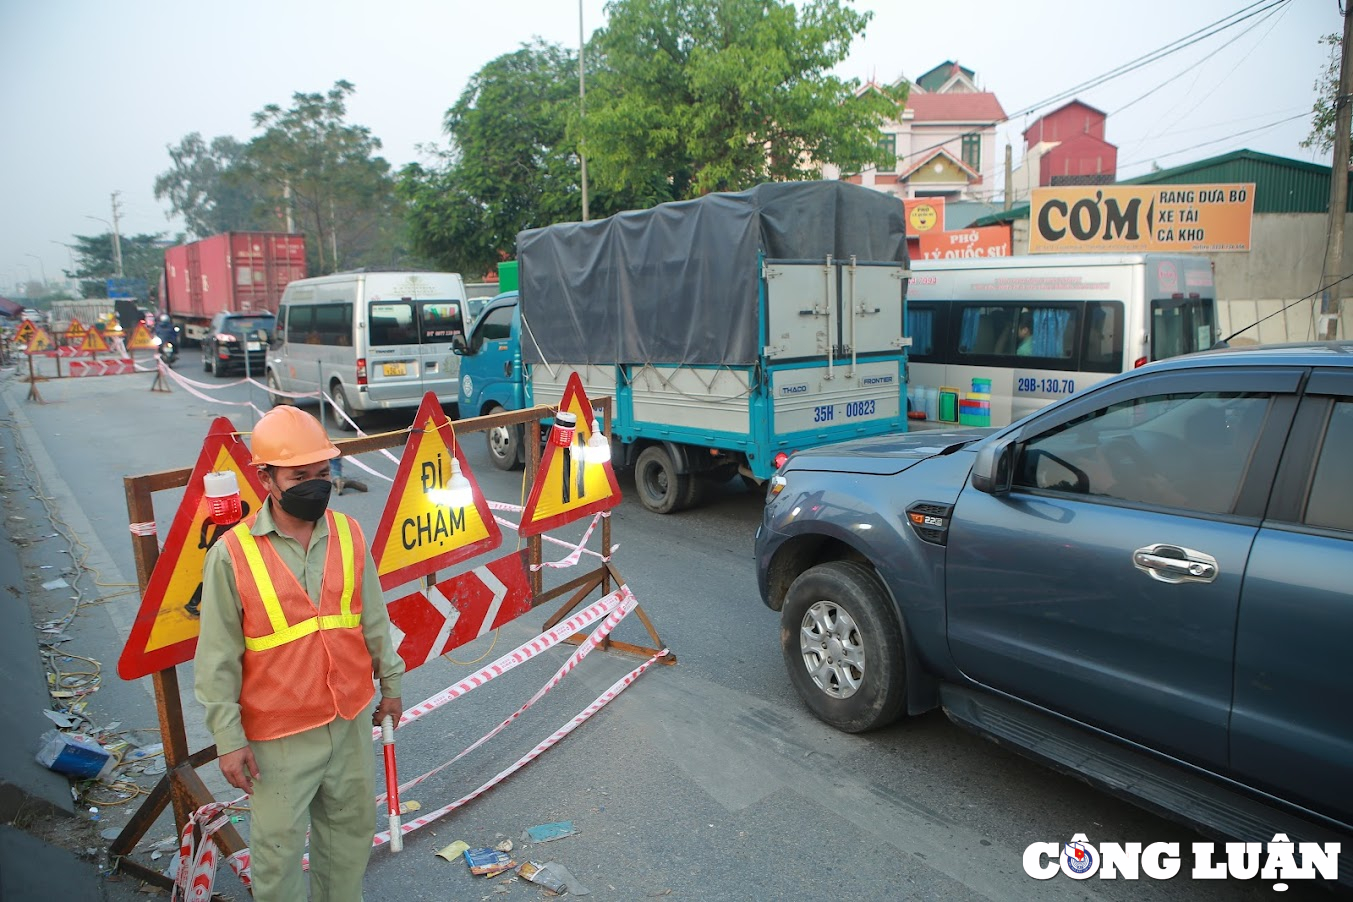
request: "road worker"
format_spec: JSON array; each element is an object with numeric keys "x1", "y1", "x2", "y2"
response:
[{"x1": 194, "y1": 405, "x2": 404, "y2": 901}]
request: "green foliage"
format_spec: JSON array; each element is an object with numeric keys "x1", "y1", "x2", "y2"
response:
[
  {"x1": 70, "y1": 233, "x2": 172, "y2": 300},
  {"x1": 1303, "y1": 33, "x2": 1349, "y2": 163},
  {"x1": 586, "y1": 0, "x2": 902, "y2": 199},
  {"x1": 245, "y1": 81, "x2": 403, "y2": 273},
  {"x1": 155, "y1": 82, "x2": 407, "y2": 274},
  {"x1": 399, "y1": 41, "x2": 652, "y2": 276},
  {"x1": 153, "y1": 133, "x2": 271, "y2": 238}
]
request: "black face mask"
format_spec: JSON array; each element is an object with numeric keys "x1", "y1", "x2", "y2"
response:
[{"x1": 277, "y1": 478, "x2": 332, "y2": 522}]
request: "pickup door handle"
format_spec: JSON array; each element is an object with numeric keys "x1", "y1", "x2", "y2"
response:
[{"x1": 1132, "y1": 544, "x2": 1219, "y2": 584}]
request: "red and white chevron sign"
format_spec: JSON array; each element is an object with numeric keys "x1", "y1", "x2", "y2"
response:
[
  {"x1": 67, "y1": 358, "x2": 136, "y2": 377},
  {"x1": 387, "y1": 550, "x2": 533, "y2": 670}
]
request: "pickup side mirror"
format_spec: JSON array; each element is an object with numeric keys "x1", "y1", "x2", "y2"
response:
[
  {"x1": 451, "y1": 333, "x2": 468, "y2": 355},
  {"x1": 970, "y1": 439, "x2": 1015, "y2": 495}
]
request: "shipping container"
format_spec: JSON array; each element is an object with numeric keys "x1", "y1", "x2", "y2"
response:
[{"x1": 162, "y1": 232, "x2": 307, "y2": 343}]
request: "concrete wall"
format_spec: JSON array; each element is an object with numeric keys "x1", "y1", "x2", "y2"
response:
[{"x1": 1210, "y1": 213, "x2": 1351, "y2": 345}]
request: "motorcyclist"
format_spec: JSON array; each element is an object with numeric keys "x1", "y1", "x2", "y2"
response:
[{"x1": 154, "y1": 313, "x2": 179, "y2": 346}]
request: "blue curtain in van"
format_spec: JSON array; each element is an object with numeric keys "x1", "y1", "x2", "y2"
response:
[
  {"x1": 958, "y1": 308, "x2": 981, "y2": 354},
  {"x1": 906, "y1": 309, "x2": 934, "y2": 356},
  {"x1": 1032, "y1": 308, "x2": 1072, "y2": 358}
]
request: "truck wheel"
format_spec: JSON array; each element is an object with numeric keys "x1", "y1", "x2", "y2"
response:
[
  {"x1": 781, "y1": 561, "x2": 907, "y2": 733},
  {"x1": 485, "y1": 405, "x2": 523, "y2": 471},
  {"x1": 330, "y1": 383, "x2": 359, "y2": 432},
  {"x1": 266, "y1": 370, "x2": 289, "y2": 407},
  {"x1": 635, "y1": 445, "x2": 689, "y2": 514}
]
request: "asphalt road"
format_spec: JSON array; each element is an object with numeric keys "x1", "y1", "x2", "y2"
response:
[{"x1": 0, "y1": 360, "x2": 1334, "y2": 901}]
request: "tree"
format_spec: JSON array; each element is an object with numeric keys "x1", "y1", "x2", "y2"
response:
[
  {"x1": 1303, "y1": 32, "x2": 1349, "y2": 163},
  {"x1": 69, "y1": 233, "x2": 172, "y2": 300},
  {"x1": 399, "y1": 40, "x2": 648, "y2": 275},
  {"x1": 585, "y1": 0, "x2": 903, "y2": 199},
  {"x1": 245, "y1": 81, "x2": 403, "y2": 273},
  {"x1": 154, "y1": 133, "x2": 271, "y2": 238}
]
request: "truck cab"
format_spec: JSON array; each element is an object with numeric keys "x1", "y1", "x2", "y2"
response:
[{"x1": 453, "y1": 291, "x2": 524, "y2": 469}]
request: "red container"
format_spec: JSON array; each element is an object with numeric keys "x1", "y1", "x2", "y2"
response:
[{"x1": 163, "y1": 232, "x2": 307, "y2": 325}]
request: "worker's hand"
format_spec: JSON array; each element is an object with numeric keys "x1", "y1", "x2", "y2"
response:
[
  {"x1": 373, "y1": 696, "x2": 403, "y2": 729},
  {"x1": 218, "y1": 746, "x2": 260, "y2": 795}
]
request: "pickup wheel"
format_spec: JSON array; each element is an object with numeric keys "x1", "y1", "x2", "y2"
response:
[
  {"x1": 485, "y1": 405, "x2": 523, "y2": 471},
  {"x1": 210, "y1": 352, "x2": 222, "y2": 378},
  {"x1": 635, "y1": 445, "x2": 689, "y2": 514},
  {"x1": 781, "y1": 561, "x2": 907, "y2": 732},
  {"x1": 201, "y1": 345, "x2": 212, "y2": 373}
]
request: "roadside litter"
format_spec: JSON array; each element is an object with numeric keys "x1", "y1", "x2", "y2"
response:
[{"x1": 523, "y1": 821, "x2": 577, "y2": 843}]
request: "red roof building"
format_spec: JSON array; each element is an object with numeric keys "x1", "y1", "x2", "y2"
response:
[
  {"x1": 1010, "y1": 100, "x2": 1118, "y2": 201},
  {"x1": 824, "y1": 63, "x2": 1007, "y2": 204}
]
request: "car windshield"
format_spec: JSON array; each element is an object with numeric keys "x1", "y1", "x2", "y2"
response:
[{"x1": 224, "y1": 316, "x2": 275, "y2": 338}]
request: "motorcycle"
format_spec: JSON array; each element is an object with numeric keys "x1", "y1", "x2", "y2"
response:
[{"x1": 155, "y1": 331, "x2": 180, "y2": 367}]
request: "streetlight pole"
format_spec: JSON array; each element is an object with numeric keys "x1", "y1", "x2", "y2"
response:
[
  {"x1": 85, "y1": 214, "x2": 124, "y2": 279},
  {"x1": 25, "y1": 253, "x2": 48, "y2": 288},
  {"x1": 579, "y1": 0, "x2": 590, "y2": 223}
]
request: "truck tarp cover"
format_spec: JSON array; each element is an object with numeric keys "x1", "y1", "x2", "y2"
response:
[{"x1": 518, "y1": 181, "x2": 908, "y2": 366}]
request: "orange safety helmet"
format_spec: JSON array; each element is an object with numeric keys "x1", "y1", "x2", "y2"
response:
[{"x1": 249, "y1": 406, "x2": 340, "y2": 468}]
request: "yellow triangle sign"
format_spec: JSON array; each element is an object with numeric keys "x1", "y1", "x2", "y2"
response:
[
  {"x1": 13, "y1": 320, "x2": 35, "y2": 344},
  {"x1": 26, "y1": 327, "x2": 53, "y2": 352},
  {"x1": 118, "y1": 418, "x2": 268, "y2": 680},
  {"x1": 371, "y1": 392, "x2": 503, "y2": 590},
  {"x1": 65, "y1": 318, "x2": 87, "y2": 345},
  {"x1": 78, "y1": 327, "x2": 110, "y2": 353},
  {"x1": 518, "y1": 372, "x2": 621, "y2": 537},
  {"x1": 126, "y1": 321, "x2": 156, "y2": 350}
]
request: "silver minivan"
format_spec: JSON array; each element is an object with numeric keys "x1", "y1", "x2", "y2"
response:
[{"x1": 267, "y1": 271, "x2": 469, "y2": 429}]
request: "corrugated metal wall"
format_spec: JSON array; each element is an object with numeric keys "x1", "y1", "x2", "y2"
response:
[{"x1": 1123, "y1": 151, "x2": 1351, "y2": 214}]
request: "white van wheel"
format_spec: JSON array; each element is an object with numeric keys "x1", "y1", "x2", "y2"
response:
[
  {"x1": 266, "y1": 370, "x2": 289, "y2": 407},
  {"x1": 331, "y1": 384, "x2": 359, "y2": 432}
]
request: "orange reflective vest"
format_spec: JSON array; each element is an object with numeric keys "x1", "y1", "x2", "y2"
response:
[{"x1": 222, "y1": 510, "x2": 374, "y2": 741}]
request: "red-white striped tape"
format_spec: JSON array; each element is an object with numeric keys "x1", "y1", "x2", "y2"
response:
[
  {"x1": 376, "y1": 587, "x2": 636, "y2": 803},
  {"x1": 370, "y1": 647, "x2": 668, "y2": 849},
  {"x1": 370, "y1": 590, "x2": 625, "y2": 739}
]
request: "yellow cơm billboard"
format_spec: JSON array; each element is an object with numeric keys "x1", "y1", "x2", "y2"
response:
[{"x1": 1029, "y1": 184, "x2": 1254, "y2": 254}]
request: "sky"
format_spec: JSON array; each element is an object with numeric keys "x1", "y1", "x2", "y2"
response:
[{"x1": 0, "y1": 0, "x2": 1334, "y2": 297}]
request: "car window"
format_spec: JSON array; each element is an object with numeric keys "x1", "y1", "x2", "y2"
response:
[
  {"x1": 1304, "y1": 399, "x2": 1353, "y2": 532},
  {"x1": 476, "y1": 306, "x2": 514, "y2": 344},
  {"x1": 1014, "y1": 391, "x2": 1271, "y2": 515}
]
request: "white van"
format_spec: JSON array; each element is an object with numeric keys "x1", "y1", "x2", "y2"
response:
[
  {"x1": 906, "y1": 254, "x2": 1217, "y2": 429},
  {"x1": 267, "y1": 271, "x2": 469, "y2": 429}
]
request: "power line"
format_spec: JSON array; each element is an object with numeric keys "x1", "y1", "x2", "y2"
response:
[
  {"x1": 1003, "y1": 0, "x2": 1289, "y2": 123},
  {"x1": 1115, "y1": 112, "x2": 1306, "y2": 173},
  {"x1": 1109, "y1": 0, "x2": 1288, "y2": 120},
  {"x1": 885, "y1": 0, "x2": 1288, "y2": 176}
]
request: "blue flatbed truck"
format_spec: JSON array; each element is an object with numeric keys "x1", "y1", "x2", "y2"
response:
[{"x1": 455, "y1": 181, "x2": 912, "y2": 514}]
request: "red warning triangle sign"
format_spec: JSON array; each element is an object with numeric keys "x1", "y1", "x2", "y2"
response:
[
  {"x1": 117, "y1": 417, "x2": 268, "y2": 680},
  {"x1": 13, "y1": 320, "x2": 35, "y2": 344},
  {"x1": 518, "y1": 372, "x2": 621, "y2": 537},
  {"x1": 126, "y1": 321, "x2": 156, "y2": 350},
  {"x1": 371, "y1": 392, "x2": 503, "y2": 591},
  {"x1": 78, "y1": 327, "x2": 110, "y2": 353}
]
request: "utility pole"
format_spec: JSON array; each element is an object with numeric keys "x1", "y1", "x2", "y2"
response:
[
  {"x1": 110, "y1": 191, "x2": 125, "y2": 278},
  {"x1": 1004, "y1": 144, "x2": 1013, "y2": 211},
  {"x1": 1321, "y1": 4, "x2": 1353, "y2": 340},
  {"x1": 578, "y1": 0, "x2": 590, "y2": 223}
]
